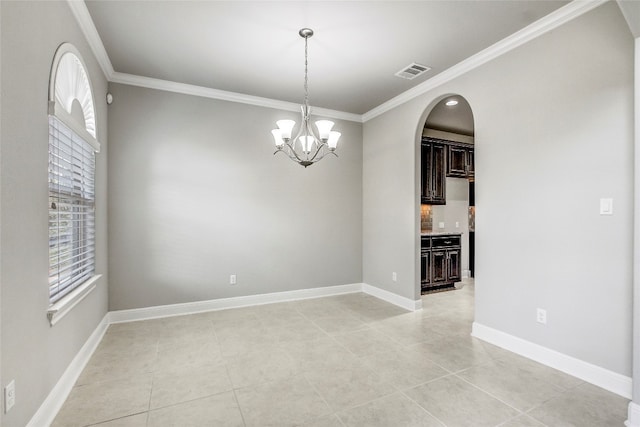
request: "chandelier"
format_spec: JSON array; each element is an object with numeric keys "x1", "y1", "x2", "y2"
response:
[{"x1": 271, "y1": 28, "x2": 341, "y2": 168}]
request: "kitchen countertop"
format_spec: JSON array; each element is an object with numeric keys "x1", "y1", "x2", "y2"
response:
[{"x1": 421, "y1": 231, "x2": 463, "y2": 236}]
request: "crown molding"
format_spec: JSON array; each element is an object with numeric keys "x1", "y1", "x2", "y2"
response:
[
  {"x1": 110, "y1": 72, "x2": 362, "y2": 123},
  {"x1": 66, "y1": 0, "x2": 114, "y2": 79},
  {"x1": 361, "y1": 0, "x2": 608, "y2": 122},
  {"x1": 616, "y1": 0, "x2": 640, "y2": 38},
  {"x1": 68, "y1": 0, "x2": 605, "y2": 125}
]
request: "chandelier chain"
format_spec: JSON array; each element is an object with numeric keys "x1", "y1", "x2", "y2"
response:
[{"x1": 304, "y1": 35, "x2": 309, "y2": 109}]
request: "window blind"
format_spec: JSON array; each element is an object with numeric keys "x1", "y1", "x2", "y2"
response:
[{"x1": 48, "y1": 115, "x2": 96, "y2": 304}]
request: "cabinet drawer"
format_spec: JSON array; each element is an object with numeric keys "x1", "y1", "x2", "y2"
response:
[
  {"x1": 421, "y1": 237, "x2": 431, "y2": 249},
  {"x1": 431, "y1": 235, "x2": 460, "y2": 248}
]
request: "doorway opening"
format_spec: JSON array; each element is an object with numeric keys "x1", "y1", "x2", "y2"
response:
[{"x1": 419, "y1": 95, "x2": 475, "y2": 297}]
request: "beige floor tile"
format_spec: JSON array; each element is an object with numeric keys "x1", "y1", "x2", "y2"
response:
[
  {"x1": 97, "y1": 324, "x2": 159, "y2": 355},
  {"x1": 267, "y1": 317, "x2": 329, "y2": 343},
  {"x1": 295, "y1": 298, "x2": 353, "y2": 319},
  {"x1": 92, "y1": 413, "x2": 148, "y2": 426},
  {"x1": 77, "y1": 345, "x2": 157, "y2": 386},
  {"x1": 283, "y1": 337, "x2": 359, "y2": 371},
  {"x1": 360, "y1": 347, "x2": 449, "y2": 390},
  {"x1": 419, "y1": 314, "x2": 473, "y2": 337},
  {"x1": 374, "y1": 320, "x2": 444, "y2": 347},
  {"x1": 226, "y1": 346, "x2": 301, "y2": 388},
  {"x1": 154, "y1": 340, "x2": 224, "y2": 373},
  {"x1": 372, "y1": 310, "x2": 428, "y2": 329},
  {"x1": 157, "y1": 325, "x2": 217, "y2": 349},
  {"x1": 310, "y1": 313, "x2": 369, "y2": 335},
  {"x1": 252, "y1": 301, "x2": 301, "y2": 323},
  {"x1": 147, "y1": 391, "x2": 244, "y2": 427},
  {"x1": 409, "y1": 335, "x2": 494, "y2": 373},
  {"x1": 470, "y1": 338, "x2": 515, "y2": 360},
  {"x1": 52, "y1": 374, "x2": 152, "y2": 427},
  {"x1": 216, "y1": 324, "x2": 278, "y2": 357},
  {"x1": 207, "y1": 306, "x2": 261, "y2": 327},
  {"x1": 150, "y1": 363, "x2": 233, "y2": 409},
  {"x1": 304, "y1": 358, "x2": 396, "y2": 412},
  {"x1": 333, "y1": 327, "x2": 400, "y2": 357},
  {"x1": 235, "y1": 375, "x2": 332, "y2": 427},
  {"x1": 107, "y1": 319, "x2": 163, "y2": 336},
  {"x1": 528, "y1": 383, "x2": 629, "y2": 427},
  {"x1": 405, "y1": 375, "x2": 519, "y2": 427},
  {"x1": 338, "y1": 392, "x2": 443, "y2": 427},
  {"x1": 498, "y1": 414, "x2": 547, "y2": 427},
  {"x1": 54, "y1": 284, "x2": 629, "y2": 427},
  {"x1": 457, "y1": 358, "x2": 566, "y2": 411},
  {"x1": 495, "y1": 351, "x2": 583, "y2": 390},
  {"x1": 344, "y1": 301, "x2": 409, "y2": 323},
  {"x1": 298, "y1": 414, "x2": 345, "y2": 427}
]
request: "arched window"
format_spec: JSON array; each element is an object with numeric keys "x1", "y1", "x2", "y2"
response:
[{"x1": 47, "y1": 43, "x2": 100, "y2": 306}]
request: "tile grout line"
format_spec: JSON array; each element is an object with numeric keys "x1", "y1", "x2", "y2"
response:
[
  {"x1": 398, "y1": 389, "x2": 448, "y2": 427},
  {"x1": 454, "y1": 372, "x2": 526, "y2": 415},
  {"x1": 230, "y1": 388, "x2": 248, "y2": 427}
]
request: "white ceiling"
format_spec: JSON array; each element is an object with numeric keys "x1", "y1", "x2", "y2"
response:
[{"x1": 84, "y1": 1, "x2": 570, "y2": 116}]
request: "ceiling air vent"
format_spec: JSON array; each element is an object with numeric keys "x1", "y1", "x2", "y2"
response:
[{"x1": 394, "y1": 63, "x2": 431, "y2": 80}]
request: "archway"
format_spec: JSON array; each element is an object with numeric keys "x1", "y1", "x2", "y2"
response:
[{"x1": 416, "y1": 94, "x2": 475, "y2": 302}]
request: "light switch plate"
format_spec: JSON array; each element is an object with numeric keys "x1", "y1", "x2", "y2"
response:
[{"x1": 600, "y1": 198, "x2": 613, "y2": 215}]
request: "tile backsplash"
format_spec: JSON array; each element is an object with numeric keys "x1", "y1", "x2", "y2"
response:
[{"x1": 421, "y1": 205, "x2": 433, "y2": 231}]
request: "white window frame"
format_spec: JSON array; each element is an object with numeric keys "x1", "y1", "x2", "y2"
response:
[{"x1": 46, "y1": 43, "x2": 101, "y2": 326}]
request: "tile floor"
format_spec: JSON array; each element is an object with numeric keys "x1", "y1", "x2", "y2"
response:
[{"x1": 53, "y1": 282, "x2": 629, "y2": 426}]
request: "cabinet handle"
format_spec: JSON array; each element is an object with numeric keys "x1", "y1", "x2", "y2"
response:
[{"x1": 444, "y1": 240, "x2": 451, "y2": 244}]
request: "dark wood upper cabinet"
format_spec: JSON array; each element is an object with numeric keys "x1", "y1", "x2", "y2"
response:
[
  {"x1": 466, "y1": 149, "x2": 474, "y2": 177},
  {"x1": 421, "y1": 141, "x2": 446, "y2": 205},
  {"x1": 446, "y1": 143, "x2": 474, "y2": 178}
]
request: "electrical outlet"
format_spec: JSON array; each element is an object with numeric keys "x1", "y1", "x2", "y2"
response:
[
  {"x1": 455, "y1": 221, "x2": 460, "y2": 228},
  {"x1": 438, "y1": 222, "x2": 445, "y2": 229},
  {"x1": 230, "y1": 274, "x2": 237, "y2": 285},
  {"x1": 4, "y1": 380, "x2": 15, "y2": 413},
  {"x1": 536, "y1": 308, "x2": 547, "y2": 325},
  {"x1": 392, "y1": 272, "x2": 397, "y2": 282}
]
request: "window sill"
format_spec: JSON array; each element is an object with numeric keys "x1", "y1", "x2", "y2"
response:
[{"x1": 47, "y1": 275, "x2": 102, "y2": 326}]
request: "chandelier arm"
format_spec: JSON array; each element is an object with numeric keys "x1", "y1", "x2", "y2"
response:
[
  {"x1": 307, "y1": 142, "x2": 327, "y2": 163},
  {"x1": 283, "y1": 140, "x2": 305, "y2": 163}
]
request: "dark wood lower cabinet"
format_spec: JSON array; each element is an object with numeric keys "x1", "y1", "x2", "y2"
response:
[{"x1": 421, "y1": 234, "x2": 461, "y2": 293}]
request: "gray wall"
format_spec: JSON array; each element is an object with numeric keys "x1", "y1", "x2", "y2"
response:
[
  {"x1": 107, "y1": 84, "x2": 363, "y2": 310},
  {"x1": 363, "y1": 2, "x2": 634, "y2": 376},
  {"x1": 0, "y1": 2, "x2": 109, "y2": 426}
]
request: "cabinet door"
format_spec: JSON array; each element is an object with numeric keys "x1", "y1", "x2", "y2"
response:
[
  {"x1": 431, "y1": 144, "x2": 446, "y2": 204},
  {"x1": 431, "y1": 250, "x2": 447, "y2": 283},
  {"x1": 421, "y1": 250, "x2": 431, "y2": 285},
  {"x1": 421, "y1": 143, "x2": 431, "y2": 203},
  {"x1": 466, "y1": 148, "x2": 475, "y2": 178},
  {"x1": 447, "y1": 146, "x2": 467, "y2": 177},
  {"x1": 447, "y1": 249, "x2": 461, "y2": 282}
]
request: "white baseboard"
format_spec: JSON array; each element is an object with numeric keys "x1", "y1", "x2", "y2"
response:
[
  {"x1": 362, "y1": 283, "x2": 422, "y2": 311},
  {"x1": 472, "y1": 322, "x2": 632, "y2": 399},
  {"x1": 626, "y1": 402, "x2": 640, "y2": 427},
  {"x1": 109, "y1": 283, "x2": 363, "y2": 323},
  {"x1": 27, "y1": 313, "x2": 109, "y2": 427}
]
